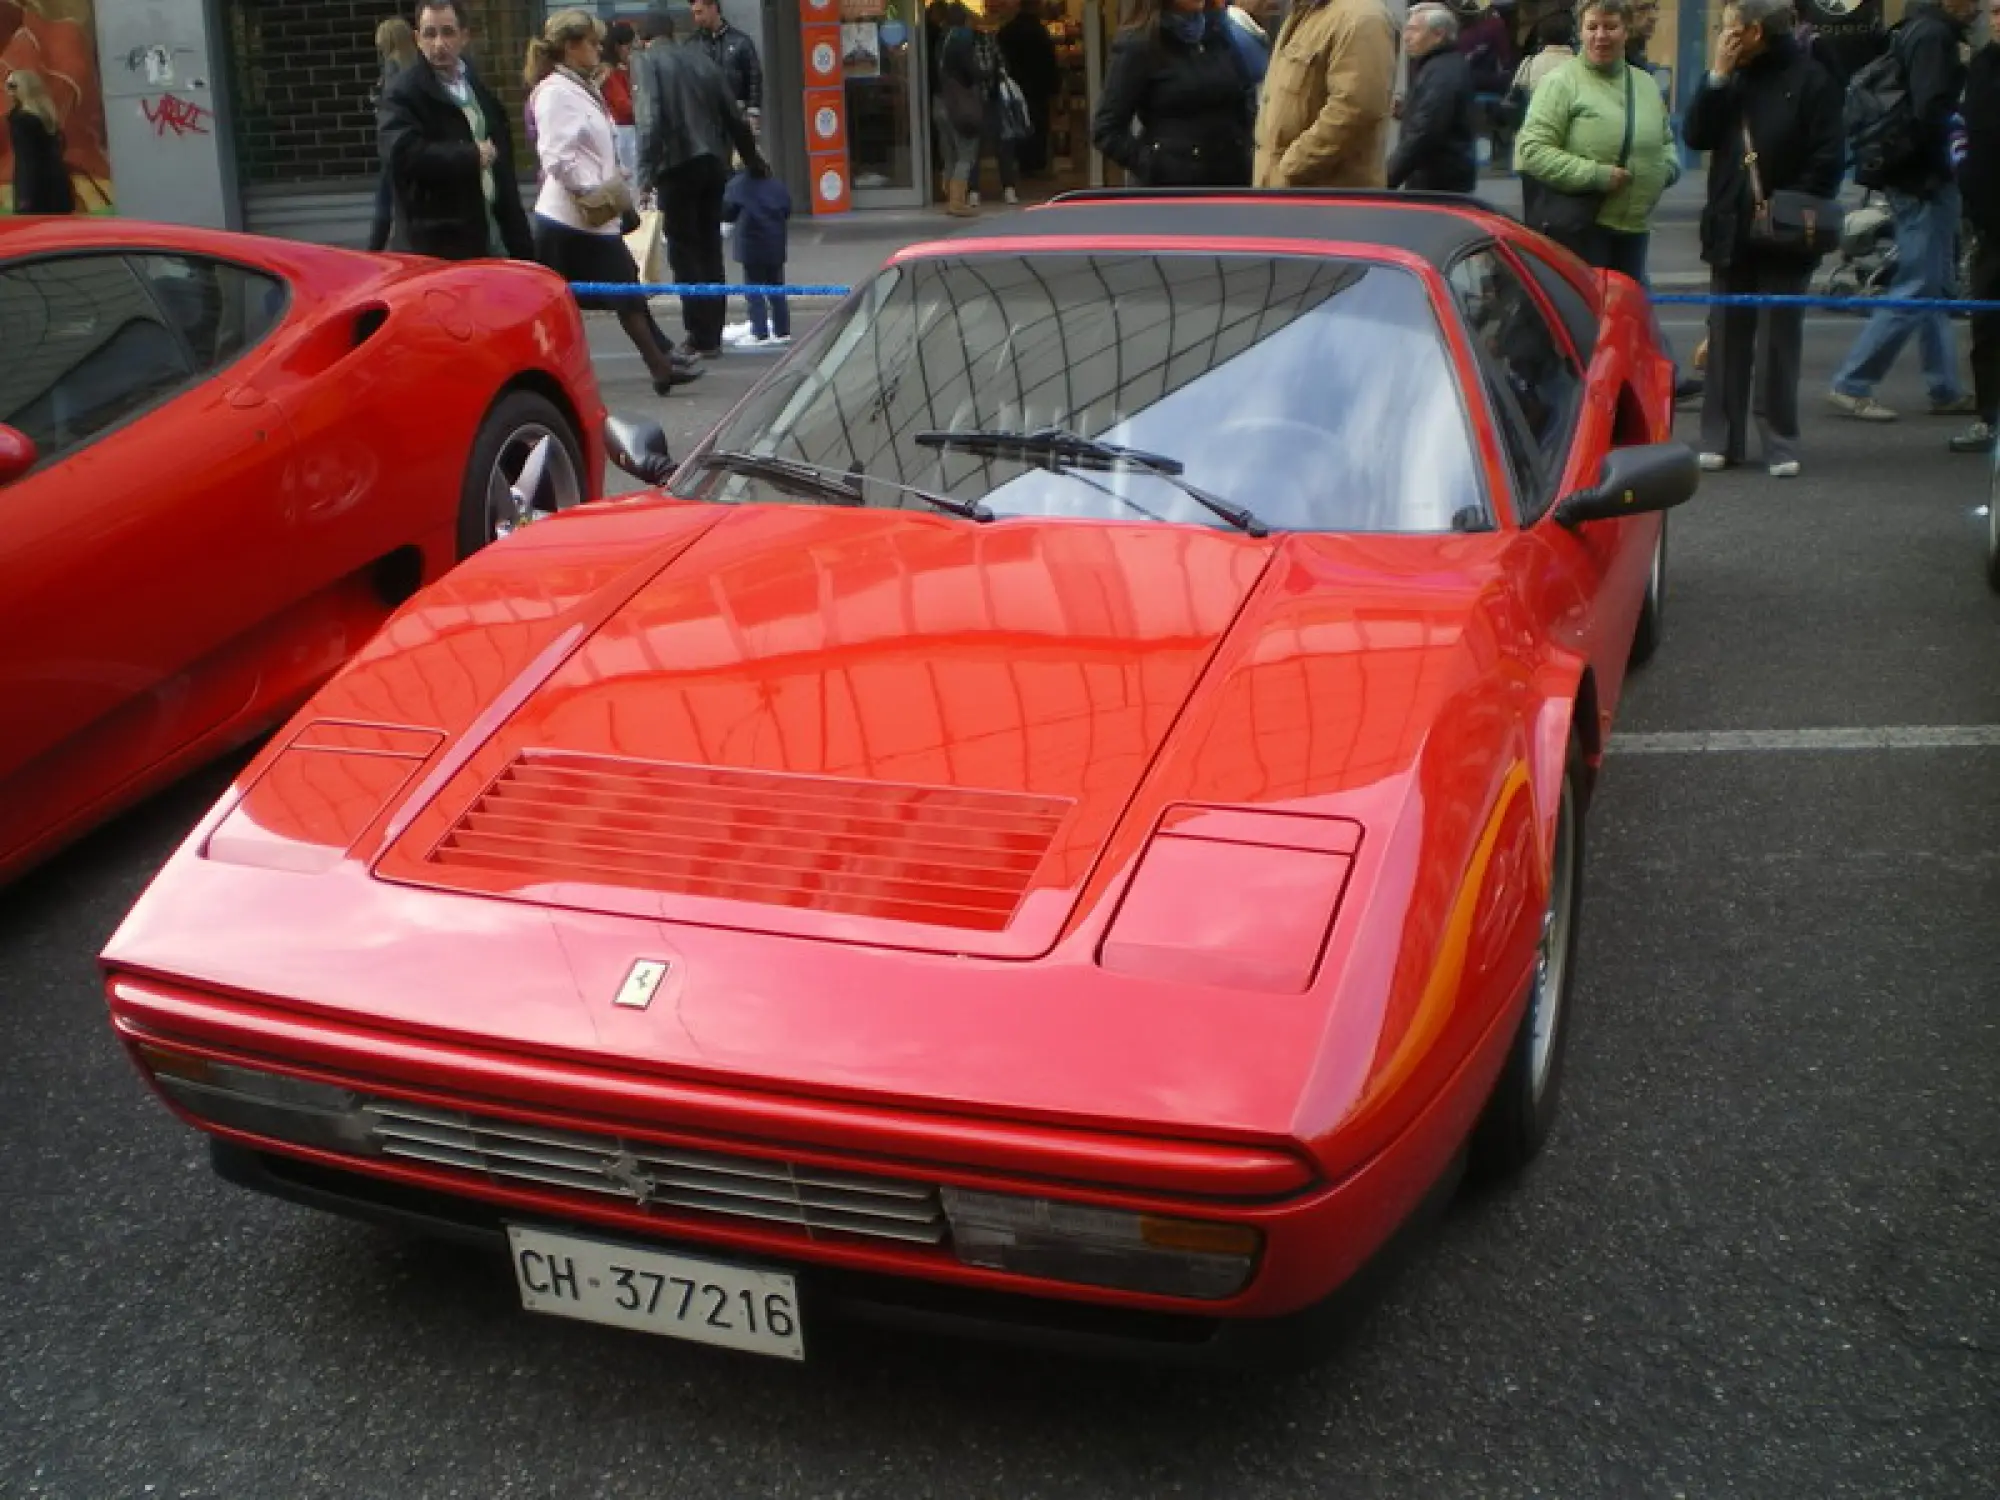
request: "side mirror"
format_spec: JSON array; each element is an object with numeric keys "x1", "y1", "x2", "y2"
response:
[
  {"x1": 604, "y1": 414, "x2": 674, "y2": 486},
  {"x1": 1555, "y1": 441, "x2": 1700, "y2": 527},
  {"x1": 0, "y1": 425, "x2": 37, "y2": 487}
]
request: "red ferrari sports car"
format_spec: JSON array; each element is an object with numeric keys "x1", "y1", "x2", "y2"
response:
[
  {"x1": 103, "y1": 191, "x2": 1697, "y2": 1366},
  {"x1": 0, "y1": 218, "x2": 607, "y2": 884}
]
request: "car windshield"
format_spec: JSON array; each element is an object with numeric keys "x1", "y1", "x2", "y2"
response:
[{"x1": 681, "y1": 252, "x2": 1488, "y2": 534}]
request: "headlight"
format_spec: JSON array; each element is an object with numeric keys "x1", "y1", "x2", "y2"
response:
[
  {"x1": 940, "y1": 1186, "x2": 1260, "y2": 1301},
  {"x1": 136, "y1": 1045, "x2": 380, "y2": 1155}
]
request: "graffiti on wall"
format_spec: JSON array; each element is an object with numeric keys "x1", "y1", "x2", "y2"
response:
[
  {"x1": 141, "y1": 93, "x2": 211, "y2": 137},
  {"x1": 1, "y1": 0, "x2": 113, "y2": 210}
]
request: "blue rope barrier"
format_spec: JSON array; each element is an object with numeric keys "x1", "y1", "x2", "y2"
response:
[{"x1": 571, "y1": 281, "x2": 853, "y2": 299}]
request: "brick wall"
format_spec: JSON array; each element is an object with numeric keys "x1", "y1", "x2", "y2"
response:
[{"x1": 222, "y1": 0, "x2": 542, "y2": 185}]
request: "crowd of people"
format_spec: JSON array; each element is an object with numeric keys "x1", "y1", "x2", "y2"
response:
[
  {"x1": 7, "y1": 0, "x2": 1996, "y2": 475},
  {"x1": 371, "y1": 0, "x2": 782, "y2": 395}
]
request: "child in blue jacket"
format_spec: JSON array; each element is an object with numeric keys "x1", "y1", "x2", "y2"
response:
[{"x1": 722, "y1": 166, "x2": 792, "y2": 347}]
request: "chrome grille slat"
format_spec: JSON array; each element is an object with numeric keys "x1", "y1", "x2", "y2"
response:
[{"x1": 365, "y1": 1097, "x2": 947, "y2": 1245}]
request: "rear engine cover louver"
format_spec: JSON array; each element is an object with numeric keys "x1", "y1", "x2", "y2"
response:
[{"x1": 428, "y1": 752, "x2": 1071, "y2": 931}]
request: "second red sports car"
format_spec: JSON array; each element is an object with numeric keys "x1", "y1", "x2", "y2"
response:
[
  {"x1": 0, "y1": 218, "x2": 607, "y2": 885},
  {"x1": 103, "y1": 191, "x2": 1697, "y2": 1366}
]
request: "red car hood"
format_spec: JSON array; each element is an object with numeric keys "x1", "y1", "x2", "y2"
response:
[
  {"x1": 374, "y1": 505, "x2": 1278, "y2": 959},
  {"x1": 111, "y1": 505, "x2": 1521, "y2": 1145}
]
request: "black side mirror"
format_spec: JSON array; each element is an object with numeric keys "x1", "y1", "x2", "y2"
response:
[
  {"x1": 604, "y1": 415, "x2": 674, "y2": 486},
  {"x1": 1555, "y1": 441, "x2": 1700, "y2": 527},
  {"x1": 0, "y1": 424, "x2": 37, "y2": 487}
]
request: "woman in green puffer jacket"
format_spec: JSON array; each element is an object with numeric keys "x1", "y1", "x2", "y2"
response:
[{"x1": 1513, "y1": 0, "x2": 1678, "y2": 278}]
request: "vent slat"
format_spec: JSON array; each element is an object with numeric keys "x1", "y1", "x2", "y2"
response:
[
  {"x1": 428, "y1": 753, "x2": 1069, "y2": 930},
  {"x1": 366, "y1": 1092, "x2": 948, "y2": 1246}
]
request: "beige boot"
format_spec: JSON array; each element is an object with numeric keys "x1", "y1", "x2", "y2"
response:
[{"x1": 946, "y1": 179, "x2": 977, "y2": 217}]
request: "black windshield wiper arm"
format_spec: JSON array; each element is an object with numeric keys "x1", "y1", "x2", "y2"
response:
[
  {"x1": 914, "y1": 427, "x2": 1268, "y2": 537},
  {"x1": 694, "y1": 449, "x2": 992, "y2": 521}
]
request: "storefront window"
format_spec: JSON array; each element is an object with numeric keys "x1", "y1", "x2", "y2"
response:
[
  {"x1": 843, "y1": 0, "x2": 919, "y2": 195},
  {"x1": 1, "y1": 0, "x2": 114, "y2": 213}
]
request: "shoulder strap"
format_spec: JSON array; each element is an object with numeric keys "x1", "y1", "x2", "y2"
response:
[
  {"x1": 1740, "y1": 118, "x2": 1767, "y2": 208},
  {"x1": 1617, "y1": 63, "x2": 1636, "y2": 168}
]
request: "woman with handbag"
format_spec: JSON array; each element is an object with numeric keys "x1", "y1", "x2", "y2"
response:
[
  {"x1": 1092, "y1": 0, "x2": 1255, "y2": 189},
  {"x1": 524, "y1": 10, "x2": 695, "y2": 394},
  {"x1": 1682, "y1": 0, "x2": 1844, "y2": 476},
  {"x1": 1513, "y1": 0, "x2": 1676, "y2": 274}
]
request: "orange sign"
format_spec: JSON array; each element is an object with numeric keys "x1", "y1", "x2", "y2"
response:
[
  {"x1": 801, "y1": 23, "x2": 843, "y2": 88},
  {"x1": 809, "y1": 155, "x2": 852, "y2": 215},
  {"x1": 804, "y1": 87, "x2": 847, "y2": 154}
]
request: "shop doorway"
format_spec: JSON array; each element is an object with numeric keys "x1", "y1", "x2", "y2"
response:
[{"x1": 916, "y1": 0, "x2": 1117, "y2": 208}]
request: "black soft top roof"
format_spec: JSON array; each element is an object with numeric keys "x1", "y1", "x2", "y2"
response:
[{"x1": 932, "y1": 189, "x2": 1514, "y2": 269}]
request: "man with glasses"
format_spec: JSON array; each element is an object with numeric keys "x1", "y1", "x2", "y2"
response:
[{"x1": 378, "y1": 0, "x2": 533, "y2": 261}]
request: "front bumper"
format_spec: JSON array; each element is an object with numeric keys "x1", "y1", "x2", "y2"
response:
[{"x1": 212, "y1": 1138, "x2": 1465, "y2": 1370}]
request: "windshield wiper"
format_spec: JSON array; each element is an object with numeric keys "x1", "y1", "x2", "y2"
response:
[
  {"x1": 693, "y1": 449, "x2": 992, "y2": 521},
  {"x1": 914, "y1": 427, "x2": 1268, "y2": 537}
]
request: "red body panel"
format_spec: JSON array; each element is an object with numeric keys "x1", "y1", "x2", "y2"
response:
[
  {"x1": 0, "y1": 219, "x2": 607, "y2": 884},
  {"x1": 101, "y1": 204, "x2": 1680, "y2": 1331}
]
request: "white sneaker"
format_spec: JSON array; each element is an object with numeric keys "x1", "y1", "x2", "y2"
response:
[
  {"x1": 1768, "y1": 459, "x2": 1801, "y2": 478},
  {"x1": 1003, "y1": 187, "x2": 1019, "y2": 205},
  {"x1": 734, "y1": 333, "x2": 773, "y2": 349},
  {"x1": 721, "y1": 320, "x2": 753, "y2": 343},
  {"x1": 1699, "y1": 452, "x2": 1729, "y2": 471},
  {"x1": 767, "y1": 333, "x2": 791, "y2": 346},
  {"x1": 967, "y1": 190, "x2": 982, "y2": 207}
]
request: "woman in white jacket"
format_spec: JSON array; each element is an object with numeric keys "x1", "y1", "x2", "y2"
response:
[{"x1": 525, "y1": 10, "x2": 694, "y2": 394}]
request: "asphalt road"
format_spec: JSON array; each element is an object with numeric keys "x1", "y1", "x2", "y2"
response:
[{"x1": 4, "y1": 287, "x2": 1997, "y2": 1498}]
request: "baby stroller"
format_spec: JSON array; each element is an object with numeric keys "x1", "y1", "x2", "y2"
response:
[{"x1": 1816, "y1": 191, "x2": 1898, "y2": 308}]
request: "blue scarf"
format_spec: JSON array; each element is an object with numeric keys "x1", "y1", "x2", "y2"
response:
[{"x1": 1165, "y1": 10, "x2": 1209, "y2": 45}]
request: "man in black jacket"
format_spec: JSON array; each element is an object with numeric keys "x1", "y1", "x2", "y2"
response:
[
  {"x1": 691, "y1": 0, "x2": 764, "y2": 135},
  {"x1": 377, "y1": 0, "x2": 532, "y2": 262},
  {"x1": 1827, "y1": 0, "x2": 1979, "y2": 423},
  {"x1": 1684, "y1": 0, "x2": 1845, "y2": 476},
  {"x1": 634, "y1": 9, "x2": 768, "y2": 357},
  {"x1": 1949, "y1": 39, "x2": 2000, "y2": 454},
  {"x1": 1390, "y1": 4, "x2": 1477, "y2": 192}
]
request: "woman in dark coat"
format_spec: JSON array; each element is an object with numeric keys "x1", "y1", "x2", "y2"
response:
[
  {"x1": 7, "y1": 70, "x2": 76, "y2": 215},
  {"x1": 1092, "y1": 0, "x2": 1254, "y2": 187},
  {"x1": 1682, "y1": 0, "x2": 1844, "y2": 476}
]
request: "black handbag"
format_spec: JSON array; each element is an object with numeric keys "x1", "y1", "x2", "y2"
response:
[
  {"x1": 1742, "y1": 121, "x2": 1843, "y2": 259},
  {"x1": 1528, "y1": 64, "x2": 1635, "y2": 255}
]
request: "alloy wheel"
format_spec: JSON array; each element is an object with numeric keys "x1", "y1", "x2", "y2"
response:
[{"x1": 487, "y1": 424, "x2": 583, "y2": 543}]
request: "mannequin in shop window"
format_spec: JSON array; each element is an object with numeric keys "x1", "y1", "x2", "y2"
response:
[{"x1": 1093, "y1": 0, "x2": 1256, "y2": 187}]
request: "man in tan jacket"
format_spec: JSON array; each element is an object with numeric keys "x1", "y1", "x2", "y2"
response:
[{"x1": 1253, "y1": 0, "x2": 1399, "y2": 187}]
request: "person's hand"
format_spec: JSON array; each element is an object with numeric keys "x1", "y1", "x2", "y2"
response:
[
  {"x1": 1710, "y1": 24, "x2": 1742, "y2": 78},
  {"x1": 1392, "y1": 93, "x2": 1405, "y2": 120},
  {"x1": 1605, "y1": 165, "x2": 1633, "y2": 191},
  {"x1": 477, "y1": 139, "x2": 498, "y2": 168}
]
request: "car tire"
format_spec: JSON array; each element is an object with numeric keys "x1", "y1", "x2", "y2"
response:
[
  {"x1": 456, "y1": 391, "x2": 586, "y2": 560},
  {"x1": 1469, "y1": 735, "x2": 1585, "y2": 1181},
  {"x1": 1628, "y1": 516, "x2": 1666, "y2": 666}
]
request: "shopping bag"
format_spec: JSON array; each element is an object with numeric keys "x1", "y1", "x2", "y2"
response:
[{"x1": 624, "y1": 206, "x2": 666, "y2": 285}]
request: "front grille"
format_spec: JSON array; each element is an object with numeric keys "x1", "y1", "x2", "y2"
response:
[
  {"x1": 368, "y1": 1098, "x2": 947, "y2": 1246},
  {"x1": 425, "y1": 752, "x2": 1071, "y2": 931}
]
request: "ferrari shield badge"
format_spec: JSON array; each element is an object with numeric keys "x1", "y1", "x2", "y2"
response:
[{"x1": 613, "y1": 959, "x2": 671, "y2": 1010}]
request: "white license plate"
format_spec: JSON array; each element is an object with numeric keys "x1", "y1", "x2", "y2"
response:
[{"x1": 506, "y1": 1225, "x2": 804, "y2": 1360}]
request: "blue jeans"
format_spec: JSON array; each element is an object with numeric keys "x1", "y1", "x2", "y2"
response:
[
  {"x1": 742, "y1": 258, "x2": 789, "y2": 339},
  {"x1": 1832, "y1": 185, "x2": 1966, "y2": 403}
]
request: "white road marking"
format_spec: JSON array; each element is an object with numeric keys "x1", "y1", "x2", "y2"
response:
[{"x1": 1614, "y1": 726, "x2": 2000, "y2": 755}]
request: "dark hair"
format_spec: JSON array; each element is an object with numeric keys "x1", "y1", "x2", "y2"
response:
[
  {"x1": 415, "y1": 0, "x2": 470, "y2": 27},
  {"x1": 939, "y1": 1, "x2": 972, "y2": 24},
  {"x1": 1536, "y1": 10, "x2": 1576, "y2": 46},
  {"x1": 639, "y1": 7, "x2": 677, "y2": 40},
  {"x1": 608, "y1": 19, "x2": 635, "y2": 48}
]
